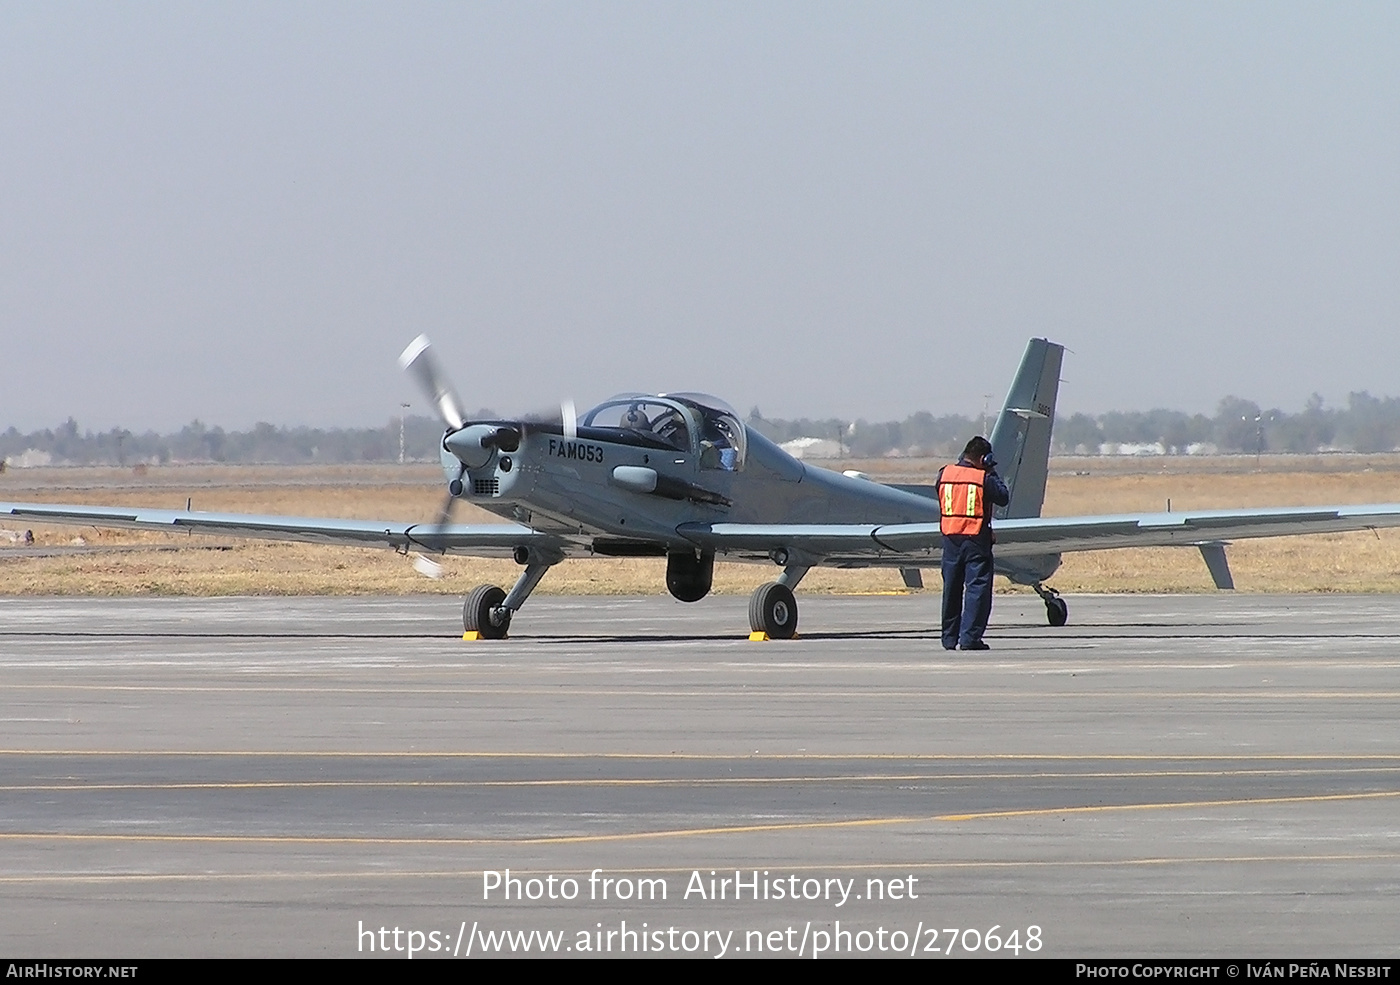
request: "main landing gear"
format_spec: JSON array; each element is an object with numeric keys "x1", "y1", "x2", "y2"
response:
[
  {"x1": 462, "y1": 551, "x2": 558, "y2": 639},
  {"x1": 748, "y1": 563, "x2": 808, "y2": 640},
  {"x1": 1033, "y1": 582, "x2": 1068, "y2": 627},
  {"x1": 749, "y1": 582, "x2": 798, "y2": 639}
]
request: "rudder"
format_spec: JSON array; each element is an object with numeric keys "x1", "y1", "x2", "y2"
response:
[{"x1": 988, "y1": 338, "x2": 1063, "y2": 520}]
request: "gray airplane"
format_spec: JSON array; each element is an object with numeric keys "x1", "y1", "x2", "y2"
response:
[{"x1": 7, "y1": 336, "x2": 1400, "y2": 639}]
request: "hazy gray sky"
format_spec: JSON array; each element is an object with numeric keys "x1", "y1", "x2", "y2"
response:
[{"x1": 2, "y1": 3, "x2": 1396, "y2": 430}]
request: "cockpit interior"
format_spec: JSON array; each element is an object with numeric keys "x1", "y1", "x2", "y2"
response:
[{"x1": 580, "y1": 393, "x2": 747, "y2": 471}]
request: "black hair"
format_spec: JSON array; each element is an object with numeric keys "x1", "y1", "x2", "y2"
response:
[{"x1": 963, "y1": 436, "x2": 992, "y2": 460}]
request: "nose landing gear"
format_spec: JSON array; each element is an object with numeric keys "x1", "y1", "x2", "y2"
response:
[
  {"x1": 463, "y1": 584, "x2": 511, "y2": 639},
  {"x1": 462, "y1": 553, "x2": 560, "y2": 640}
]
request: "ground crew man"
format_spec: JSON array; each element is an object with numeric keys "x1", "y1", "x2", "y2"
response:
[{"x1": 936, "y1": 436, "x2": 1010, "y2": 650}]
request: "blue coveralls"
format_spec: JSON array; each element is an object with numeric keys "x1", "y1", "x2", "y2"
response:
[{"x1": 939, "y1": 460, "x2": 1010, "y2": 649}]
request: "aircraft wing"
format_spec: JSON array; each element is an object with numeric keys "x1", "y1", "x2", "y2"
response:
[
  {"x1": 11, "y1": 498, "x2": 1400, "y2": 568},
  {"x1": 0, "y1": 502, "x2": 573, "y2": 558},
  {"x1": 679, "y1": 502, "x2": 1400, "y2": 565}
]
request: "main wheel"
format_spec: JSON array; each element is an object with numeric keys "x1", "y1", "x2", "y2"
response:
[
  {"x1": 463, "y1": 584, "x2": 510, "y2": 639},
  {"x1": 1045, "y1": 596, "x2": 1068, "y2": 627},
  {"x1": 749, "y1": 582, "x2": 798, "y2": 639}
]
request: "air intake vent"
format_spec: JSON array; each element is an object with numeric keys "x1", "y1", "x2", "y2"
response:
[{"x1": 472, "y1": 478, "x2": 500, "y2": 497}]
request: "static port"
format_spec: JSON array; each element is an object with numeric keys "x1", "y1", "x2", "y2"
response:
[
  {"x1": 499, "y1": 456, "x2": 512, "y2": 472},
  {"x1": 449, "y1": 478, "x2": 464, "y2": 497}
]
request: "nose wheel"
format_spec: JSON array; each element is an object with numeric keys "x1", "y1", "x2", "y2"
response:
[
  {"x1": 461, "y1": 556, "x2": 559, "y2": 640},
  {"x1": 463, "y1": 584, "x2": 510, "y2": 639}
]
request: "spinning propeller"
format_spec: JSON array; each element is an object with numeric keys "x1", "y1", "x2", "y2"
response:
[
  {"x1": 398, "y1": 335, "x2": 468, "y2": 574},
  {"x1": 398, "y1": 334, "x2": 466, "y2": 432},
  {"x1": 398, "y1": 334, "x2": 573, "y2": 577}
]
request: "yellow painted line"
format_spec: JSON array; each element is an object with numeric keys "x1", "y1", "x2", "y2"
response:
[
  {"x1": 2, "y1": 789, "x2": 1396, "y2": 847},
  {"x1": 937, "y1": 789, "x2": 1400, "y2": 821},
  {"x1": 0, "y1": 817, "x2": 907, "y2": 847},
  {"x1": 4, "y1": 750, "x2": 1400, "y2": 761},
  {"x1": 5, "y1": 853, "x2": 1400, "y2": 884},
  {"x1": 8, "y1": 684, "x2": 1400, "y2": 699},
  {"x1": 4, "y1": 766, "x2": 1400, "y2": 793}
]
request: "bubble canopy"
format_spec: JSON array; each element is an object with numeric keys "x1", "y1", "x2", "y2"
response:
[
  {"x1": 581, "y1": 393, "x2": 747, "y2": 470},
  {"x1": 658, "y1": 392, "x2": 740, "y2": 417}
]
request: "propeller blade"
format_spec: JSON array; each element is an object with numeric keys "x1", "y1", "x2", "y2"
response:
[
  {"x1": 432, "y1": 479, "x2": 460, "y2": 528},
  {"x1": 412, "y1": 554, "x2": 444, "y2": 579},
  {"x1": 561, "y1": 399, "x2": 577, "y2": 440},
  {"x1": 411, "y1": 469, "x2": 461, "y2": 579},
  {"x1": 398, "y1": 334, "x2": 467, "y2": 431}
]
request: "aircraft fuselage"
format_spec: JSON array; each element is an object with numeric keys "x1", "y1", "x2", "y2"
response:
[{"x1": 444, "y1": 424, "x2": 941, "y2": 548}]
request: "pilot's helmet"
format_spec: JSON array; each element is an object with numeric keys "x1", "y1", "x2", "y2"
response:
[{"x1": 622, "y1": 406, "x2": 651, "y2": 430}]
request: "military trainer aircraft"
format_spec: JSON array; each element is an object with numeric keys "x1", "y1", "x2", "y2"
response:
[{"x1": 6, "y1": 336, "x2": 1400, "y2": 639}]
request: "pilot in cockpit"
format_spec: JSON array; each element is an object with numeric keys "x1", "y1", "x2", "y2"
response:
[
  {"x1": 651, "y1": 409, "x2": 689, "y2": 450},
  {"x1": 700, "y1": 415, "x2": 739, "y2": 471},
  {"x1": 621, "y1": 406, "x2": 651, "y2": 431}
]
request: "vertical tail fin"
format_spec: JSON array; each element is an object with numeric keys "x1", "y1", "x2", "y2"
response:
[{"x1": 989, "y1": 338, "x2": 1063, "y2": 520}]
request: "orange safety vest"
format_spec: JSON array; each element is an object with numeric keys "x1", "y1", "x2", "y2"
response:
[{"x1": 937, "y1": 463, "x2": 989, "y2": 536}]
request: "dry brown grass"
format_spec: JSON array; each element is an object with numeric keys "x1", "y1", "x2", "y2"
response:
[
  {"x1": 3, "y1": 458, "x2": 1399, "y2": 596},
  {"x1": 1040, "y1": 462, "x2": 1400, "y2": 593}
]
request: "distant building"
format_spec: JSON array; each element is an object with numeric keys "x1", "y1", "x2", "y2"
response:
[
  {"x1": 7, "y1": 449, "x2": 53, "y2": 468},
  {"x1": 779, "y1": 437, "x2": 845, "y2": 459},
  {"x1": 1098, "y1": 442, "x2": 1166, "y2": 456}
]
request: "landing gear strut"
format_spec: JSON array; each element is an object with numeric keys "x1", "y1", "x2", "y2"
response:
[
  {"x1": 462, "y1": 554, "x2": 558, "y2": 639},
  {"x1": 1033, "y1": 582, "x2": 1068, "y2": 627}
]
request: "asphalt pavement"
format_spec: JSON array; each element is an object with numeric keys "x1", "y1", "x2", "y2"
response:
[{"x1": 1, "y1": 593, "x2": 1397, "y2": 958}]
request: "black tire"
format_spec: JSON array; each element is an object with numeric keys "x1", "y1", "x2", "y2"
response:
[
  {"x1": 1046, "y1": 596, "x2": 1068, "y2": 627},
  {"x1": 463, "y1": 584, "x2": 510, "y2": 639},
  {"x1": 748, "y1": 582, "x2": 798, "y2": 639}
]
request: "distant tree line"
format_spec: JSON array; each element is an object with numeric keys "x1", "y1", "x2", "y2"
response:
[
  {"x1": 0, "y1": 416, "x2": 448, "y2": 467},
  {"x1": 745, "y1": 408, "x2": 982, "y2": 459},
  {"x1": 1053, "y1": 393, "x2": 1400, "y2": 455},
  {"x1": 4, "y1": 392, "x2": 1400, "y2": 467},
  {"x1": 748, "y1": 393, "x2": 1400, "y2": 458}
]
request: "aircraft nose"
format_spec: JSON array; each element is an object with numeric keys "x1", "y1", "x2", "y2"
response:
[{"x1": 444, "y1": 424, "x2": 502, "y2": 469}]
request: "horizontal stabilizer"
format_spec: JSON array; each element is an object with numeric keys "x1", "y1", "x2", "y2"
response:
[{"x1": 886, "y1": 483, "x2": 939, "y2": 500}]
